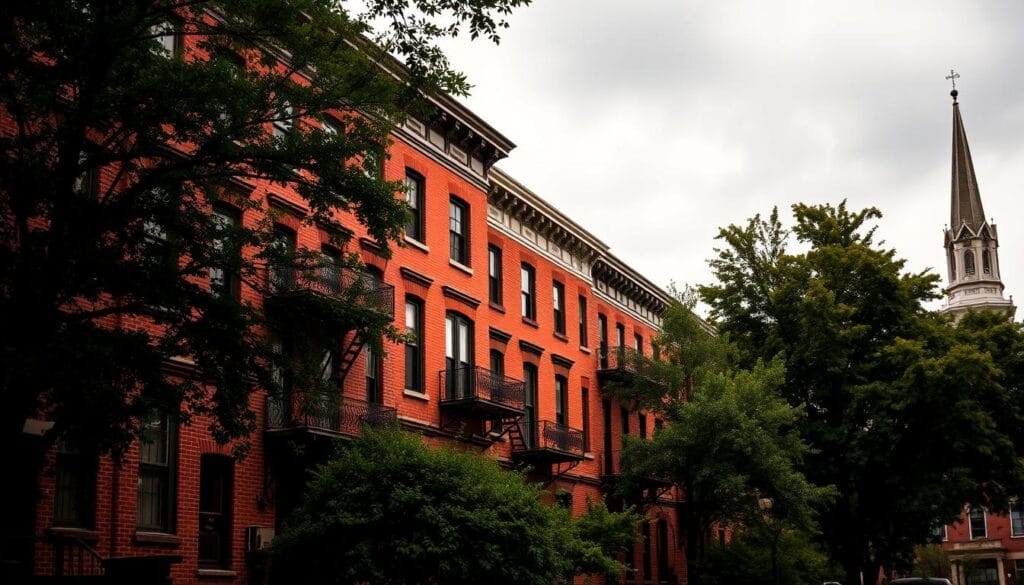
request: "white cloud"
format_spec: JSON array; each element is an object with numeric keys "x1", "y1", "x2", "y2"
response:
[{"x1": 434, "y1": 0, "x2": 1024, "y2": 317}]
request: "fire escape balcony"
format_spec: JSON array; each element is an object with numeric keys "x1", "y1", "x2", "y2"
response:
[
  {"x1": 438, "y1": 366, "x2": 526, "y2": 420},
  {"x1": 599, "y1": 450, "x2": 673, "y2": 499},
  {"x1": 511, "y1": 420, "x2": 586, "y2": 466},
  {"x1": 264, "y1": 261, "x2": 396, "y2": 325},
  {"x1": 596, "y1": 345, "x2": 663, "y2": 391},
  {"x1": 265, "y1": 393, "x2": 397, "y2": 440}
]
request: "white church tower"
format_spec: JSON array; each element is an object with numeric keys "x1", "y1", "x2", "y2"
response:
[{"x1": 940, "y1": 82, "x2": 1015, "y2": 320}]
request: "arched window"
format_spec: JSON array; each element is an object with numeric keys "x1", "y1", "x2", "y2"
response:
[
  {"x1": 949, "y1": 251, "x2": 956, "y2": 281},
  {"x1": 964, "y1": 250, "x2": 976, "y2": 276},
  {"x1": 982, "y1": 249, "x2": 992, "y2": 274}
]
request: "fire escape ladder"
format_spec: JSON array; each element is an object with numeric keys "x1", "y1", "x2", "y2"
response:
[
  {"x1": 335, "y1": 330, "x2": 365, "y2": 384},
  {"x1": 544, "y1": 459, "x2": 582, "y2": 487}
]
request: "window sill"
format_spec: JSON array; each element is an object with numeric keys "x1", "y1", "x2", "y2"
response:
[
  {"x1": 134, "y1": 531, "x2": 181, "y2": 546},
  {"x1": 47, "y1": 527, "x2": 100, "y2": 542},
  {"x1": 489, "y1": 301, "x2": 505, "y2": 313},
  {"x1": 403, "y1": 389, "x2": 429, "y2": 401},
  {"x1": 584, "y1": 452, "x2": 595, "y2": 460},
  {"x1": 449, "y1": 259, "x2": 473, "y2": 275},
  {"x1": 404, "y1": 236, "x2": 429, "y2": 253},
  {"x1": 198, "y1": 569, "x2": 237, "y2": 579},
  {"x1": 553, "y1": 332, "x2": 569, "y2": 343},
  {"x1": 521, "y1": 317, "x2": 538, "y2": 328},
  {"x1": 579, "y1": 346, "x2": 592, "y2": 354}
]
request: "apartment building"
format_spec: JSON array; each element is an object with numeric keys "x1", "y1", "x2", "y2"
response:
[{"x1": 14, "y1": 12, "x2": 690, "y2": 585}]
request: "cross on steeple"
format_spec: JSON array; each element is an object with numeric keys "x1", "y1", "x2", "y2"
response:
[{"x1": 946, "y1": 69, "x2": 960, "y2": 90}]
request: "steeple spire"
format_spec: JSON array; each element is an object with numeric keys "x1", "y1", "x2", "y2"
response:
[
  {"x1": 939, "y1": 77, "x2": 1015, "y2": 321},
  {"x1": 950, "y1": 89, "x2": 986, "y2": 232}
]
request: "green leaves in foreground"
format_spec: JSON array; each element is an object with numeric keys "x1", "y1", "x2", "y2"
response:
[{"x1": 273, "y1": 425, "x2": 641, "y2": 584}]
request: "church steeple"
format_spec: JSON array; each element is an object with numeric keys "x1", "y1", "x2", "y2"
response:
[
  {"x1": 950, "y1": 90, "x2": 986, "y2": 233},
  {"x1": 940, "y1": 79, "x2": 1015, "y2": 320}
]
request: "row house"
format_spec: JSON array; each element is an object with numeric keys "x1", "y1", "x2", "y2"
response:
[{"x1": 19, "y1": 22, "x2": 693, "y2": 585}]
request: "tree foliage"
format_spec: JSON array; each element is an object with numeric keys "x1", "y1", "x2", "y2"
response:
[
  {"x1": 615, "y1": 297, "x2": 828, "y2": 585},
  {"x1": 700, "y1": 201, "x2": 1024, "y2": 583},
  {"x1": 272, "y1": 425, "x2": 641, "y2": 584},
  {"x1": 0, "y1": 0, "x2": 529, "y2": 458}
]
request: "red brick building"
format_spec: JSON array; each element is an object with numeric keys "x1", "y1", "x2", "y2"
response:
[{"x1": 17, "y1": 30, "x2": 691, "y2": 585}]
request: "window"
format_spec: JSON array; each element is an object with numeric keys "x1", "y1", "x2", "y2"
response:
[
  {"x1": 151, "y1": 21, "x2": 182, "y2": 57},
  {"x1": 578, "y1": 296, "x2": 588, "y2": 347},
  {"x1": 969, "y1": 505, "x2": 987, "y2": 540},
  {"x1": 634, "y1": 333, "x2": 643, "y2": 354},
  {"x1": 72, "y1": 150, "x2": 98, "y2": 197},
  {"x1": 138, "y1": 412, "x2": 177, "y2": 533},
  {"x1": 488, "y1": 246, "x2": 503, "y2": 305},
  {"x1": 404, "y1": 170, "x2": 424, "y2": 242},
  {"x1": 523, "y1": 364, "x2": 538, "y2": 448},
  {"x1": 363, "y1": 147, "x2": 382, "y2": 181},
  {"x1": 616, "y1": 323, "x2": 625, "y2": 348},
  {"x1": 1012, "y1": 501, "x2": 1024, "y2": 537},
  {"x1": 602, "y1": 399, "x2": 613, "y2": 473},
  {"x1": 581, "y1": 388, "x2": 591, "y2": 452},
  {"x1": 210, "y1": 207, "x2": 240, "y2": 299},
  {"x1": 272, "y1": 100, "x2": 293, "y2": 137},
  {"x1": 268, "y1": 227, "x2": 296, "y2": 292},
  {"x1": 642, "y1": 521, "x2": 652, "y2": 579},
  {"x1": 404, "y1": 297, "x2": 423, "y2": 392},
  {"x1": 552, "y1": 282, "x2": 566, "y2": 335},
  {"x1": 964, "y1": 249, "x2": 976, "y2": 275},
  {"x1": 365, "y1": 344, "x2": 380, "y2": 403},
  {"x1": 620, "y1": 407, "x2": 630, "y2": 436},
  {"x1": 445, "y1": 312, "x2": 473, "y2": 400},
  {"x1": 449, "y1": 196, "x2": 469, "y2": 265},
  {"x1": 521, "y1": 263, "x2": 536, "y2": 321},
  {"x1": 198, "y1": 455, "x2": 233, "y2": 568},
  {"x1": 53, "y1": 440, "x2": 96, "y2": 528},
  {"x1": 932, "y1": 524, "x2": 948, "y2": 542},
  {"x1": 983, "y1": 249, "x2": 992, "y2": 274},
  {"x1": 489, "y1": 349, "x2": 504, "y2": 376},
  {"x1": 950, "y1": 250, "x2": 957, "y2": 280},
  {"x1": 555, "y1": 375, "x2": 568, "y2": 426},
  {"x1": 598, "y1": 313, "x2": 608, "y2": 368},
  {"x1": 639, "y1": 413, "x2": 647, "y2": 439}
]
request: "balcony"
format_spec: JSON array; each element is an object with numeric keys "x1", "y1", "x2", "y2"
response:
[
  {"x1": 438, "y1": 366, "x2": 526, "y2": 420},
  {"x1": 596, "y1": 345, "x2": 662, "y2": 389},
  {"x1": 265, "y1": 261, "x2": 395, "y2": 321},
  {"x1": 599, "y1": 451, "x2": 673, "y2": 497},
  {"x1": 512, "y1": 420, "x2": 585, "y2": 465},
  {"x1": 265, "y1": 393, "x2": 397, "y2": 439}
]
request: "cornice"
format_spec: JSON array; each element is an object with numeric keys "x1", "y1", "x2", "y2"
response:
[{"x1": 441, "y1": 285, "x2": 481, "y2": 309}]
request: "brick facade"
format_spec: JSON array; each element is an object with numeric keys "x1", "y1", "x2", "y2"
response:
[{"x1": 20, "y1": 30, "x2": 690, "y2": 585}]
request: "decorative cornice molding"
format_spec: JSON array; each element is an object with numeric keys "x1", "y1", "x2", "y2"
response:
[
  {"x1": 267, "y1": 193, "x2": 307, "y2": 217},
  {"x1": 551, "y1": 353, "x2": 575, "y2": 369},
  {"x1": 489, "y1": 327, "x2": 513, "y2": 344},
  {"x1": 519, "y1": 339, "x2": 545, "y2": 356},
  {"x1": 442, "y1": 285, "x2": 481, "y2": 309},
  {"x1": 400, "y1": 267, "x2": 434, "y2": 288}
]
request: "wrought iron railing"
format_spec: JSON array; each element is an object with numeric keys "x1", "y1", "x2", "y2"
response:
[
  {"x1": 598, "y1": 345, "x2": 655, "y2": 376},
  {"x1": 53, "y1": 535, "x2": 105, "y2": 577},
  {"x1": 266, "y1": 261, "x2": 395, "y2": 317},
  {"x1": 438, "y1": 366, "x2": 526, "y2": 411},
  {"x1": 266, "y1": 393, "x2": 397, "y2": 436},
  {"x1": 515, "y1": 420, "x2": 585, "y2": 456}
]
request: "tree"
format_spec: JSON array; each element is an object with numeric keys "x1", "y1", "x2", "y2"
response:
[
  {"x1": 0, "y1": 0, "x2": 528, "y2": 460},
  {"x1": 700, "y1": 202, "x2": 1024, "y2": 584},
  {"x1": 702, "y1": 520, "x2": 840, "y2": 585},
  {"x1": 272, "y1": 425, "x2": 642, "y2": 584},
  {"x1": 612, "y1": 295, "x2": 829, "y2": 585}
]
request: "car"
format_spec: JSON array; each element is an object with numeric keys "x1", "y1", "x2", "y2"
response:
[{"x1": 889, "y1": 579, "x2": 953, "y2": 585}]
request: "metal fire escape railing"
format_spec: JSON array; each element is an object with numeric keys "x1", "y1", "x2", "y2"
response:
[
  {"x1": 265, "y1": 393, "x2": 397, "y2": 437},
  {"x1": 438, "y1": 365, "x2": 526, "y2": 411},
  {"x1": 266, "y1": 261, "x2": 395, "y2": 318}
]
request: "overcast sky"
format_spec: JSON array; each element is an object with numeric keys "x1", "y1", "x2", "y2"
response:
[{"x1": 431, "y1": 0, "x2": 1024, "y2": 317}]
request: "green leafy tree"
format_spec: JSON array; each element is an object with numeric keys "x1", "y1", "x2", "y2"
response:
[
  {"x1": 702, "y1": 520, "x2": 840, "y2": 585},
  {"x1": 700, "y1": 201, "x2": 1024, "y2": 584},
  {"x1": 272, "y1": 425, "x2": 642, "y2": 584},
  {"x1": 0, "y1": 0, "x2": 528, "y2": 461},
  {"x1": 613, "y1": 296, "x2": 829, "y2": 585}
]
